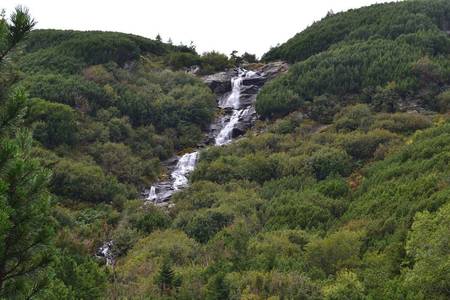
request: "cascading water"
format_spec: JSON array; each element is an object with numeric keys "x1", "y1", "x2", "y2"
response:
[
  {"x1": 145, "y1": 68, "x2": 261, "y2": 203},
  {"x1": 97, "y1": 241, "x2": 114, "y2": 265},
  {"x1": 215, "y1": 69, "x2": 257, "y2": 145},
  {"x1": 215, "y1": 107, "x2": 251, "y2": 146},
  {"x1": 171, "y1": 151, "x2": 199, "y2": 190},
  {"x1": 146, "y1": 186, "x2": 157, "y2": 201},
  {"x1": 98, "y1": 62, "x2": 285, "y2": 265},
  {"x1": 220, "y1": 70, "x2": 245, "y2": 109}
]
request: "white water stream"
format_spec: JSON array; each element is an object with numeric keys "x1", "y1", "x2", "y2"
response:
[
  {"x1": 146, "y1": 68, "x2": 259, "y2": 202},
  {"x1": 100, "y1": 69, "x2": 262, "y2": 265}
]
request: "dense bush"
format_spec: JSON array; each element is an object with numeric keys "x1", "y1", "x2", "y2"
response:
[
  {"x1": 263, "y1": 0, "x2": 450, "y2": 63},
  {"x1": 258, "y1": 0, "x2": 450, "y2": 120},
  {"x1": 27, "y1": 98, "x2": 78, "y2": 147},
  {"x1": 51, "y1": 159, "x2": 128, "y2": 203}
]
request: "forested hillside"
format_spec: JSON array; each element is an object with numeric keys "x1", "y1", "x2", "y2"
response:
[
  {"x1": 263, "y1": 0, "x2": 450, "y2": 63},
  {"x1": 8, "y1": 28, "x2": 240, "y2": 206},
  {"x1": 257, "y1": 0, "x2": 450, "y2": 118},
  {"x1": 0, "y1": 0, "x2": 449, "y2": 299},
  {"x1": 0, "y1": 8, "x2": 236, "y2": 298}
]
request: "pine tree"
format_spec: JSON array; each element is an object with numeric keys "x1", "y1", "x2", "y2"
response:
[
  {"x1": 205, "y1": 272, "x2": 229, "y2": 300},
  {"x1": 0, "y1": 6, "x2": 36, "y2": 63},
  {"x1": 0, "y1": 8, "x2": 54, "y2": 297},
  {"x1": 155, "y1": 257, "x2": 175, "y2": 296},
  {"x1": 0, "y1": 89, "x2": 55, "y2": 298}
]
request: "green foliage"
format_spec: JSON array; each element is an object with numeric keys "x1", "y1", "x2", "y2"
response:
[
  {"x1": 205, "y1": 271, "x2": 229, "y2": 300},
  {"x1": 20, "y1": 73, "x2": 111, "y2": 111},
  {"x1": 255, "y1": 76, "x2": 302, "y2": 118},
  {"x1": 21, "y1": 29, "x2": 188, "y2": 70},
  {"x1": 89, "y1": 142, "x2": 154, "y2": 186},
  {"x1": 264, "y1": 190, "x2": 339, "y2": 230},
  {"x1": 199, "y1": 51, "x2": 232, "y2": 75},
  {"x1": 0, "y1": 6, "x2": 35, "y2": 63},
  {"x1": 323, "y1": 270, "x2": 365, "y2": 300},
  {"x1": 247, "y1": 230, "x2": 309, "y2": 272},
  {"x1": 177, "y1": 210, "x2": 233, "y2": 243},
  {"x1": 130, "y1": 205, "x2": 170, "y2": 234},
  {"x1": 403, "y1": 203, "x2": 450, "y2": 299},
  {"x1": 309, "y1": 147, "x2": 352, "y2": 180},
  {"x1": 27, "y1": 98, "x2": 78, "y2": 148},
  {"x1": 226, "y1": 271, "x2": 322, "y2": 300},
  {"x1": 12, "y1": 29, "x2": 217, "y2": 206},
  {"x1": 43, "y1": 251, "x2": 107, "y2": 300},
  {"x1": 334, "y1": 104, "x2": 374, "y2": 132},
  {"x1": 263, "y1": 0, "x2": 450, "y2": 63},
  {"x1": 305, "y1": 230, "x2": 363, "y2": 277},
  {"x1": 155, "y1": 257, "x2": 176, "y2": 296},
  {"x1": 115, "y1": 230, "x2": 199, "y2": 298},
  {"x1": 51, "y1": 158, "x2": 128, "y2": 203},
  {"x1": 3, "y1": 2, "x2": 450, "y2": 299},
  {"x1": 258, "y1": 0, "x2": 450, "y2": 119},
  {"x1": 166, "y1": 51, "x2": 200, "y2": 69},
  {"x1": 0, "y1": 90, "x2": 54, "y2": 298}
]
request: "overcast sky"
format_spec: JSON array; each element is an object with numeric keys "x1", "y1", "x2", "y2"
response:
[{"x1": 2, "y1": 0, "x2": 398, "y2": 57}]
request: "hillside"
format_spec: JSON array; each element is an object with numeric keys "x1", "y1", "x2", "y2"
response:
[
  {"x1": 13, "y1": 29, "x2": 236, "y2": 205},
  {"x1": 263, "y1": 0, "x2": 450, "y2": 63},
  {"x1": 256, "y1": 0, "x2": 450, "y2": 119},
  {"x1": 0, "y1": 1, "x2": 449, "y2": 299},
  {"x1": 0, "y1": 23, "x2": 236, "y2": 298}
]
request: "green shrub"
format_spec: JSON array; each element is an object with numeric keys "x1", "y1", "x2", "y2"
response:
[
  {"x1": 27, "y1": 98, "x2": 78, "y2": 147},
  {"x1": 51, "y1": 159, "x2": 128, "y2": 203}
]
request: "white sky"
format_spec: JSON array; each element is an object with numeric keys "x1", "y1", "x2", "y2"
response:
[{"x1": 2, "y1": 0, "x2": 398, "y2": 57}]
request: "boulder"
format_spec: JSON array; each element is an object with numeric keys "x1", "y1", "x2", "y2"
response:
[
  {"x1": 203, "y1": 70, "x2": 237, "y2": 94},
  {"x1": 242, "y1": 76, "x2": 266, "y2": 87},
  {"x1": 239, "y1": 93, "x2": 257, "y2": 107}
]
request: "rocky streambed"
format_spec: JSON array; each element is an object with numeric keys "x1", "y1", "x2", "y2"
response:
[
  {"x1": 97, "y1": 62, "x2": 287, "y2": 264},
  {"x1": 142, "y1": 62, "x2": 288, "y2": 205}
]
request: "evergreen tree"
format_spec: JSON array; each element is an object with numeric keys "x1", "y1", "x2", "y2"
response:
[
  {"x1": 0, "y1": 6, "x2": 36, "y2": 63},
  {"x1": 155, "y1": 257, "x2": 175, "y2": 296},
  {"x1": 0, "y1": 89, "x2": 55, "y2": 298},
  {"x1": 0, "y1": 8, "x2": 55, "y2": 298},
  {"x1": 205, "y1": 272, "x2": 229, "y2": 300}
]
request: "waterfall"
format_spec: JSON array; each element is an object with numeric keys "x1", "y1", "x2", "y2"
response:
[
  {"x1": 220, "y1": 71, "x2": 244, "y2": 109},
  {"x1": 97, "y1": 241, "x2": 114, "y2": 266},
  {"x1": 171, "y1": 151, "x2": 199, "y2": 190},
  {"x1": 146, "y1": 186, "x2": 157, "y2": 201},
  {"x1": 100, "y1": 63, "x2": 282, "y2": 265},
  {"x1": 145, "y1": 68, "x2": 260, "y2": 203},
  {"x1": 215, "y1": 69, "x2": 258, "y2": 146},
  {"x1": 215, "y1": 107, "x2": 250, "y2": 146}
]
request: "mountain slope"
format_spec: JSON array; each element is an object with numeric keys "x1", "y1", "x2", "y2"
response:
[
  {"x1": 263, "y1": 0, "x2": 450, "y2": 63},
  {"x1": 256, "y1": 0, "x2": 450, "y2": 119}
]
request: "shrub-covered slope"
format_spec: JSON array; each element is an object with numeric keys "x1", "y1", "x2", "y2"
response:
[
  {"x1": 263, "y1": 0, "x2": 450, "y2": 63},
  {"x1": 112, "y1": 106, "x2": 450, "y2": 299},
  {"x1": 256, "y1": 0, "x2": 450, "y2": 119},
  {"x1": 11, "y1": 30, "x2": 223, "y2": 204}
]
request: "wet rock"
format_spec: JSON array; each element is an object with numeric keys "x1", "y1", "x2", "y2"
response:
[
  {"x1": 231, "y1": 127, "x2": 246, "y2": 138},
  {"x1": 203, "y1": 70, "x2": 237, "y2": 94},
  {"x1": 240, "y1": 84, "x2": 260, "y2": 94},
  {"x1": 232, "y1": 106, "x2": 257, "y2": 138},
  {"x1": 239, "y1": 93, "x2": 257, "y2": 107},
  {"x1": 242, "y1": 76, "x2": 265, "y2": 87}
]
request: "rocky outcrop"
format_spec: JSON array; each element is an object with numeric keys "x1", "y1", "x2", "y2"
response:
[
  {"x1": 203, "y1": 70, "x2": 237, "y2": 94},
  {"x1": 258, "y1": 61, "x2": 289, "y2": 80},
  {"x1": 202, "y1": 62, "x2": 289, "y2": 144},
  {"x1": 232, "y1": 106, "x2": 257, "y2": 138},
  {"x1": 146, "y1": 63, "x2": 290, "y2": 201}
]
